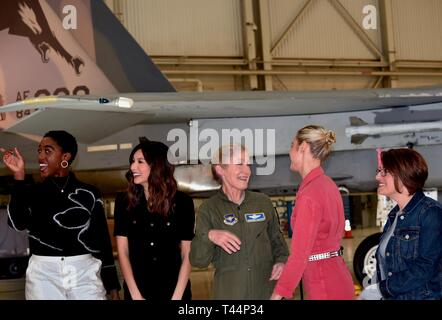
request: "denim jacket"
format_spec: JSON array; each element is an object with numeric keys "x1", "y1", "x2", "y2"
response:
[{"x1": 375, "y1": 190, "x2": 442, "y2": 300}]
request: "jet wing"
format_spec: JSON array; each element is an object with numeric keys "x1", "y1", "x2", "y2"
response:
[
  {"x1": 5, "y1": 109, "x2": 144, "y2": 144},
  {"x1": 2, "y1": 86, "x2": 442, "y2": 143}
]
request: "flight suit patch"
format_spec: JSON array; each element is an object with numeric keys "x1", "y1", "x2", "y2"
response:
[
  {"x1": 245, "y1": 212, "x2": 266, "y2": 222},
  {"x1": 223, "y1": 214, "x2": 238, "y2": 226}
]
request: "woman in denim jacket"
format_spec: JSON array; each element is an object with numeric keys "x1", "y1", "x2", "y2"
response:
[{"x1": 360, "y1": 148, "x2": 442, "y2": 300}]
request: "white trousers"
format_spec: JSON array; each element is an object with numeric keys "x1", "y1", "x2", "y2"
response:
[{"x1": 25, "y1": 254, "x2": 106, "y2": 300}]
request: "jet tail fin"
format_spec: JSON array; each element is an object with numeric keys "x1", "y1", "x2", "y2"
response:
[
  {"x1": 0, "y1": 0, "x2": 174, "y2": 129},
  {"x1": 90, "y1": 0, "x2": 175, "y2": 92}
]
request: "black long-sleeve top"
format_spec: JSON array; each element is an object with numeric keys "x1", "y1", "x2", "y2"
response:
[{"x1": 7, "y1": 172, "x2": 120, "y2": 293}]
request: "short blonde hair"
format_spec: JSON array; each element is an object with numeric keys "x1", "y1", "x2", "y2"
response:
[
  {"x1": 211, "y1": 144, "x2": 247, "y2": 183},
  {"x1": 296, "y1": 125, "x2": 336, "y2": 161}
]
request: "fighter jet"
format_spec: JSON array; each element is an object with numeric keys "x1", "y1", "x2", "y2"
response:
[{"x1": 1, "y1": 0, "x2": 442, "y2": 196}]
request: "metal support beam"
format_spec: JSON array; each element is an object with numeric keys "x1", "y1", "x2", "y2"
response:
[
  {"x1": 269, "y1": 59, "x2": 387, "y2": 68},
  {"x1": 372, "y1": 76, "x2": 384, "y2": 88},
  {"x1": 168, "y1": 78, "x2": 204, "y2": 92},
  {"x1": 153, "y1": 57, "x2": 442, "y2": 70},
  {"x1": 329, "y1": 0, "x2": 383, "y2": 59},
  {"x1": 152, "y1": 57, "x2": 248, "y2": 66},
  {"x1": 112, "y1": 0, "x2": 124, "y2": 24},
  {"x1": 379, "y1": 0, "x2": 398, "y2": 88},
  {"x1": 163, "y1": 69, "x2": 442, "y2": 77},
  {"x1": 241, "y1": 0, "x2": 258, "y2": 90},
  {"x1": 258, "y1": 0, "x2": 273, "y2": 91},
  {"x1": 271, "y1": 0, "x2": 313, "y2": 54},
  {"x1": 395, "y1": 60, "x2": 442, "y2": 69}
]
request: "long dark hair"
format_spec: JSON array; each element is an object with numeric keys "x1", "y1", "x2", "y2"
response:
[{"x1": 126, "y1": 141, "x2": 177, "y2": 216}]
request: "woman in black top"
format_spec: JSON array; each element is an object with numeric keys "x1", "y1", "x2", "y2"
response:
[
  {"x1": 114, "y1": 140, "x2": 195, "y2": 300},
  {"x1": 1, "y1": 130, "x2": 120, "y2": 299}
]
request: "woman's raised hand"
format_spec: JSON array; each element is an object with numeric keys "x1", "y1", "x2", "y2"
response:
[{"x1": 0, "y1": 147, "x2": 25, "y2": 180}]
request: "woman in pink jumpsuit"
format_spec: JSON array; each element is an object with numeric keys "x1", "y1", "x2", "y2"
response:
[{"x1": 271, "y1": 125, "x2": 354, "y2": 300}]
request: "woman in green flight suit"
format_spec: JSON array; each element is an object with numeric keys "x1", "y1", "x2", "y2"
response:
[{"x1": 190, "y1": 144, "x2": 289, "y2": 299}]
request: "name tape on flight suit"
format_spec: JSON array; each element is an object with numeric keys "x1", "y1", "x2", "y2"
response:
[{"x1": 245, "y1": 213, "x2": 266, "y2": 222}]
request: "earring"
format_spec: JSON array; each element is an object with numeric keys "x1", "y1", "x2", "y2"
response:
[{"x1": 61, "y1": 160, "x2": 69, "y2": 169}]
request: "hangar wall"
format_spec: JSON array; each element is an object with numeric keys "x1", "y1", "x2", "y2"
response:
[{"x1": 104, "y1": 0, "x2": 442, "y2": 91}]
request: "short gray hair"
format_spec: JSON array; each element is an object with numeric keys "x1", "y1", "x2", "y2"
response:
[{"x1": 211, "y1": 144, "x2": 247, "y2": 183}]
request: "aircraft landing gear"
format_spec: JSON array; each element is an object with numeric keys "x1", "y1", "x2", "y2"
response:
[{"x1": 353, "y1": 232, "x2": 381, "y2": 286}]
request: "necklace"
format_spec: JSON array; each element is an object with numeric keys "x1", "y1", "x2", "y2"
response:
[{"x1": 50, "y1": 175, "x2": 70, "y2": 193}]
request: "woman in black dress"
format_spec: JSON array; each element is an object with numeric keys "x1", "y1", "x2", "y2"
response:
[{"x1": 114, "y1": 140, "x2": 195, "y2": 300}]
